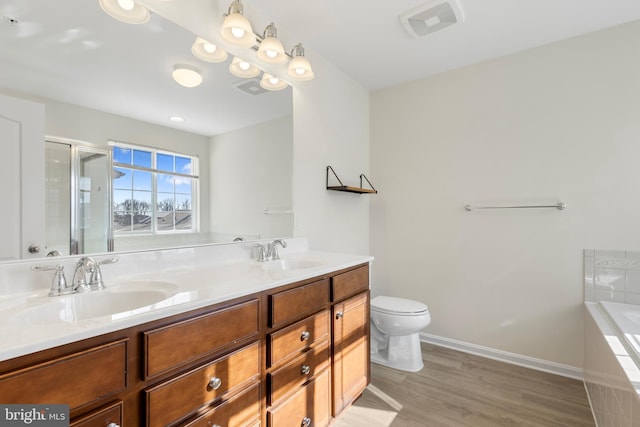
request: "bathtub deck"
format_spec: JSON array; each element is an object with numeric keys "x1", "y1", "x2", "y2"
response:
[{"x1": 334, "y1": 342, "x2": 595, "y2": 427}]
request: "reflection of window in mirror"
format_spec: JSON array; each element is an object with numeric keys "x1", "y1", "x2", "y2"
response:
[{"x1": 111, "y1": 141, "x2": 199, "y2": 235}]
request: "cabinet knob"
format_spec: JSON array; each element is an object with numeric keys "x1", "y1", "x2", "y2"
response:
[
  {"x1": 208, "y1": 376, "x2": 223, "y2": 390},
  {"x1": 300, "y1": 331, "x2": 311, "y2": 341},
  {"x1": 107, "y1": 424, "x2": 120, "y2": 427},
  {"x1": 301, "y1": 417, "x2": 312, "y2": 427},
  {"x1": 336, "y1": 311, "x2": 344, "y2": 319},
  {"x1": 301, "y1": 364, "x2": 311, "y2": 375}
]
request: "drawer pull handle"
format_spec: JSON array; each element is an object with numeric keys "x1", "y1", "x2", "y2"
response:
[
  {"x1": 336, "y1": 311, "x2": 344, "y2": 319},
  {"x1": 208, "y1": 376, "x2": 223, "y2": 390},
  {"x1": 301, "y1": 417, "x2": 312, "y2": 427},
  {"x1": 301, "y1": 331, "x2": 311, "y2": 341},
  {"x1": 107, "y1": 424, "x2": 120, "y2": 427},
  {"x1": 301, "y1": 364, "x2": 311, "y2": 375}
]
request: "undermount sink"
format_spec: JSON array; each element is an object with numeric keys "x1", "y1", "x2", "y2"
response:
[
  {"x1": 6, "y1": 281, "x2": 179, "y2": 326},
  {"x1": 261, "y1": 259, "x2": 323, "y2": 271}
]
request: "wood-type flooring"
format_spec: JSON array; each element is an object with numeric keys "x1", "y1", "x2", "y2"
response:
[{"x1": 334, "y1": 343, "x2": 595, "y2": 427}]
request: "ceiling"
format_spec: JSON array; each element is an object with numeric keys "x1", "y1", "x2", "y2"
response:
[
  {"x1": 248, "y1": 0, "x2": 640, "y2": 90},
  {"x1": 0, "y1": 0, "x2": 292, "y2": 137},
  {"x1": 1, "y1": 0, "x2": 640, "y2": 137}
]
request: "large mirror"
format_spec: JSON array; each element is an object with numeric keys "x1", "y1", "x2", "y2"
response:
[{"x1": 0, "y1": 0, "x2": 293, "y2": 259}]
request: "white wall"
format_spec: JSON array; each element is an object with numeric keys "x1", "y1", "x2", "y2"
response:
[
  {"x1": 209, "y1": 115, "x2": 293, "y2": 240},
  {"x1": 370, "y1": 20, "x2": 640, "y2": 369},
  {"x1": 292, "y1": 56, "x2": 371, "y2": 255}
]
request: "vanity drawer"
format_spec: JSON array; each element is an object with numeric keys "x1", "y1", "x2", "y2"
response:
[
  {"x1": 331, "y1": 264, "x2": 369, "y2": 302},
  {"x1": 146, "y1": 341, "x2": 260, "y2": 427},
  {"x1": 268, "y1": 340, "x2": 330, "y2": 405},
  {"x1": 267, "y1": 368, "x2": 330, "y2": 427},
  {"x1": 269, "y1": 310, "x2": 330, "y2": 367},
  {"x1": 183, "y1": 383, "x2": 261, "y2": 427},
  {"x1": 269, "y1": 279, "x2": 329, "y2": 328},
  {"x1": 144, "y1": 298, "x2": 259, "y2": 378},
  {"x1": 0, "y1": 339, "x2": 127, "y2": 411},
  {"x1": 71, "y1": 401, "x2": 122, "y2": 427}
]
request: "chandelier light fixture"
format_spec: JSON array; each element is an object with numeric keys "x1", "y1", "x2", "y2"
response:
[
  {"x1": 191, "y1": 37, "x2": 228, "y2": 63},
  {"x1": 98, "y1": 0, "x2": 315, "y2": 92},
  {"x1": 99, "y1": 0, "x2": 150, "y2": 24}
]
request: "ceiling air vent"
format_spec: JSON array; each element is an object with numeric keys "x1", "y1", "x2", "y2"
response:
[
  {"x1": 400, "y1": 0, "x2": 465, "y2": 38},
  {"x1": 233, "y1": 78, "x2": 269, "y2": 95}
]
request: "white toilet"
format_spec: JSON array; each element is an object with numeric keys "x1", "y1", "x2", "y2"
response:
[{"x1": 370, "y1": 296, "x2": 431, "y2": 372}]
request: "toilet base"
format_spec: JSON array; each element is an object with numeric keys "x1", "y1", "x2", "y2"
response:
[{"x1": 370, "y1": 332, "x2": 424, "y2": 372}]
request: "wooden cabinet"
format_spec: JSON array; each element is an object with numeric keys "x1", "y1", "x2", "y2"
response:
[
  {"x1": 70, "y1": 401, "x2": 122, "y2": 427},
  {"x1": 0, "y1": 262, "x2": 370, "y2": 427},
  {"x1": 331, "y1": 291, "x2": 369, "y2": 416},
  {"x1": 0, "y1": 339, "x2": 127, "y2": 411}
]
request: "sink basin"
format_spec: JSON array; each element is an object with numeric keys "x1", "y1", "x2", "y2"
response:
[
  {"x1": 6, "y1": 281, "x2": 179, "y2": 325},
  {"x1": 262, "y1": 259, "x2": 323, "y2": 271}
]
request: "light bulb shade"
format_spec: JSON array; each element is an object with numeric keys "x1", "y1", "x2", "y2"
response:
[
  {"x1": 172, "y1": 65, "x2": 203, "y2": 88},
  {"x1": 99, "y1": 0, "x2": 150, "y2": 24},
  {"x1": 257, "y1": 37, "x2": 287, "y2": 64},
  {"x1": 229, "y1": 57, "x2": 260, "y2": 78},
  {"x1": 260, "y1": 73, "x2": 288, "y2": 91},
  {"x1": 191, "y1": 37, "x2": 228, "y2": 63},
  {"x1": 220, "y1": 12, "x2": 255, "y2": 47},
  {"x1": 287, "y1": 56, "x2": 315, "y2": 81}
]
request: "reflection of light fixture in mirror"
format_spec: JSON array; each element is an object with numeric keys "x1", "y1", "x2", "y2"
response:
[
  {"x1": 191, "y1": 37, "x2": 228, "y2": 63},
  {"x1": 260, "y1": 73, "x2": 288, "y2": 91},
  {"x1": 287, "y1": 43, "x2": 314, "y2": 81},
  {"x1": 220, "y1": 0, "x2": 255, "y2": 48},
  {"x1": 229, "y1": 57, "x2": 260, "y2": 78},
  {"x1": 169, "y1": 116, "x2": 185, "y2": 123},
  {"x1": 99, "y1": 0, "x2": 150, "y2": 24},
  {"x1": 172, "y1": 65, "x2": 203, "y2": 88},
  {"x1": 256, "y1": 23, "x2": 287, "y2": 64}
]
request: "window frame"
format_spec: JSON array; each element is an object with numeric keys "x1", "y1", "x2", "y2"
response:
[{"x1": 110, "y1": 141, "x2": 200, "y2": 235}]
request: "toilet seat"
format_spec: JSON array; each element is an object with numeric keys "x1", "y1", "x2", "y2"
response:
[{"x1": 371, "y1": 296, "x2": 429, "y2": 316}]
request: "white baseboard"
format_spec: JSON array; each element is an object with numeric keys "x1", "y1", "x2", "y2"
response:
[{"x1": 419, "y1": 332, "x2": 584, "y2": 381}]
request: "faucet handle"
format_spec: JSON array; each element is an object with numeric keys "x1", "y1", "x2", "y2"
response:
[
  {"x1": 254, "y1": 244, "x2": 268, "y2": 262},
  {"x1": 268, "y1": 239, "x2": 287, "y2": 260},
  {"x1": 89, "y1": 257, "x2": 119, "y2": 291},
  {"x1": 32, "y1": 264, "x2": 72, "y2": 297}
]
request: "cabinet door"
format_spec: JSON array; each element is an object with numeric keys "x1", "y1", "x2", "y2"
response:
[{"x1": 331, "y1": 291, "x2": 369, "y2": 416}]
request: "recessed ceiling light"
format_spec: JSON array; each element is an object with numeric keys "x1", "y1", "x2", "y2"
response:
[
  {"x1": 169, "y1": 116, "x2": 185, "y2": 123},
  {"x1": 172, "y1": 65, "x2": 203, "y2": 88}
]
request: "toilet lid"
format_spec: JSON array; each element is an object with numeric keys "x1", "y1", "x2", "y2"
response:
[{"x1": 371, "y1": 296, "x2": 429, "y2": 315}]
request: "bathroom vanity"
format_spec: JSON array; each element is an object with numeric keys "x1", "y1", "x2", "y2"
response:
[{"x1": 0, "y1": 242, "x2": 371, "y2": 427}]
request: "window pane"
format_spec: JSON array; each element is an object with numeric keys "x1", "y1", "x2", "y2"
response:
[
  {"x1": 174, "y1": 177, "x2": 192, "y2": 194},
  {"x1": 133, "y1": 170, "x2": 152, "y2": 191},
  {"x1": 113, "y1": 212, "x2": 133, "y2": 233},
  {"x1": 157, "y1": 211, "x2": 175, "y2": 231},
  {"x1": 113, "y1": 147, "x2": 131, "y2": 164},
  {"x1": 175, "y1": 194, "x2": 191, "y2": 211},
  {"x1": 113, "y1": 190, "x2": 132, "y2": 212},
  {"x1": 133, "y1": 149, "x2": 152, "y2": 168},
  {"x1": 175, "y1": 156, "x2": 192, "y2": 175},
  {"x1": 132, "y1": 191, "x2": 152, "y2": 231},
  {"x1": 157, "y1": 174, "x2": 175, "y2": 193},
  {"x1": 157, "y1": 153, "x2": 174, "y2": 172},
  {"x1": 157, "y1": 193, "x2": 174, "y2": 212},
  {"x1": 112, "y1": 167, "x2": 131, "y2": 189}
]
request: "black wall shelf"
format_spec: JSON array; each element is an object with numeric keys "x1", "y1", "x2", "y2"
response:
[{"x1": 326, "y1": 166, "x2": 377, "y2": 194}]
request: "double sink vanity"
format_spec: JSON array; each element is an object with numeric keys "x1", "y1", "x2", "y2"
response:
[{"x1": 0, "y1": 238, "x2": 372, "y2": 427}]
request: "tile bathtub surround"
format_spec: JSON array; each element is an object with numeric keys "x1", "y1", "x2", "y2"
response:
[{"x1": 584, "y1": 249, "x2": 640, "y2": 304}]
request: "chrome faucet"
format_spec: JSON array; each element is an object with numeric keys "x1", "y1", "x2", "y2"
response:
[
  {"x1": 72, "y1": 257, "x2": 95, "y2": 292},
  {"x1": 255, "y1": 239, "x2": 288, "y2": 262},
  {"x1": 267, "y1": 239, "x2": 287, "y2": 260},
  {"x1": 72, "y1": 256, "x2": 119, "y2": 292},
  {"x1": 32, "y1": 264, "x2": 72, "y2": 296}
]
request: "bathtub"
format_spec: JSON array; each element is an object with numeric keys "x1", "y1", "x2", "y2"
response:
[{"x1": 584, "y1": 301, "x2": 640, "y2": 426}]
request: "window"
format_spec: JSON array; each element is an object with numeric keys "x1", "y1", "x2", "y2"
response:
[{"x1": 111, "y1": 143, "x2": 198, "y2": 234}]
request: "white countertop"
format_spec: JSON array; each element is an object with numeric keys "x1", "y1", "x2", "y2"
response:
[{"x1": 0, "y1": 249, "x2": 372, "y2": 362}]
